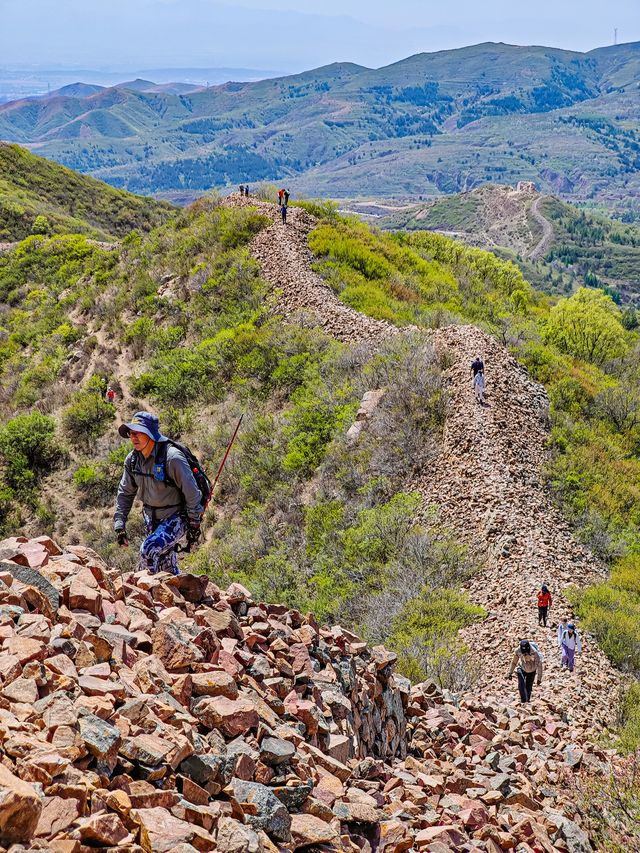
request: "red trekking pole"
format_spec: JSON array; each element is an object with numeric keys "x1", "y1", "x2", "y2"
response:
[{"x1": 211, "y1": 414, "x2": 244, "y2": 497}]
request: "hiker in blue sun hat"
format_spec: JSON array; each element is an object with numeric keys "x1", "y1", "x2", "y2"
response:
[{"x1": 113, "y1": 412, "x2": 204, "y2": 575}]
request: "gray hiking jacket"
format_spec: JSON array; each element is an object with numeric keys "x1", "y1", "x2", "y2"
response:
[{"x1": 114, "y1": 441, "x2": 203, "y2": 529}]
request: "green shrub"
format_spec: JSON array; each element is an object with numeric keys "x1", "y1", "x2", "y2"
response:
[
  {"x1": 0, "y1": 412, "x2": 62, "y2": 495},
  {"x1": 619, "y1": 683, "x2": 640, "y2": 752},
  {"x1": 61, "y1": 379, "x2": 116, "y2": 448},
  {"x1": 568, "y1": 566, "x2": 640, "y2": 672},
  {"x1": 73, "y1": 444, "x2": 128, "y2": 506},
  {"x1": 545, "y1": 288, "x2": 629, "y2": 365},
  {"x1": 387, "y1": 588, "x2": 486, "y2": 687}
]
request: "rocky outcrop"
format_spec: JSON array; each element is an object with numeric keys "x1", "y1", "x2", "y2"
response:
[{"x1": 0, "y1": 537, "x2": 621, "y2": 852}]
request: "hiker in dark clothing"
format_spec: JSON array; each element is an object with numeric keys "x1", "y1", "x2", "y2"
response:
[
  {"x1": 471, "y1": 357, "x2": 484, "y2": 377},
  {"x1": 284, "y1": 189, "x2": 290, "y2": 205},
  {"x1": 281, "y1": 204, "x2": 287, "y2": 224},
  {"x1": 507, "y1": 640, "x2": 543, "y2": 703},
  {"x1": 239, "y1": 185, "x2": 244, "y2": 195},
  {"x1": 244, "y1": 185, "x2": 250, "y2": 197},
  {"x1": 114, "y1": 412, "x2": 202, "y2": 575},
  {"x1": 537, "y1": 584, "x2": 552, "y2": 627}
]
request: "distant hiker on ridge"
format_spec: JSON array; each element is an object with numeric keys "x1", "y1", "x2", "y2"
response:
[
  {"x1": 278, "y1": 188, "x2": 285, "y2": 204},
  {"x1": 239, "y1": 185, "x2": 244, "y2": 196},
  {"x1": 537, "y1": 584, "x2": 552, "y2": 627},
  {"x1": 244, "y1": 185, "x2": 250, "y2": 197},
  {"x1": 284, "y1": 188, "x2": 290, "y2": 205},
  {"x1": 114, "y1": 412, "x2": 203, "y2": 576},
  {"x1": 473, "y1": 369, "x2": 486, "y2": 405},
  {"x1": 507, "y1": 639, "x2": 543, "y2": 704},
  {"x1": 559, "y1": 622, "x2": 582, "y2": 672},
  {"x1": 471, "y1": 356, "x2": 484, "y2": 378}
]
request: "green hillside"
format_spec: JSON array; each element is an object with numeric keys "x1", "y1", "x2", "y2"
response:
[
  {"x1": 0, "y1": 42, "x2": 638, "y2": 213},
  {"x1": 0, "y1": 159, "x2": 639, "y2": 767},
  {"x1": 0, "y1": 142, "x2": 173, "y2": 241},
  {"x1": 378, "y1": 184, "x2": 640, "y2": 304}
]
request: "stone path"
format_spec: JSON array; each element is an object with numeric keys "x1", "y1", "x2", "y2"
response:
[{"x1": 224, "y1": 193, "x2": 621, "y2": 731}]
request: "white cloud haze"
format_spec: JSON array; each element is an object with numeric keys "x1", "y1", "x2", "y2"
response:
[{"x1": 1, "y1": 0, "x2": 638, "y2": 72}]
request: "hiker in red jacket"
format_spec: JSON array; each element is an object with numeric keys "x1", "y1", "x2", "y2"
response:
[{"x1": 537, "y1": 584, "x2": 552, "y2": 627}]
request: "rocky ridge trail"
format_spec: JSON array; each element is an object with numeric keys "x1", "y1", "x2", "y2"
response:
[
  {"x1": 410, "y1": 326, "x2": 619, "y2": 732},
  {"x1": 224, "y1": 193, "x2": 621, "y2": 727},
  {"x1": 0, "y1": 536, "x2": 617, "y2": 852},
  {"x1": 222, "y1": 195, "x2": 395, "y2": 344}
]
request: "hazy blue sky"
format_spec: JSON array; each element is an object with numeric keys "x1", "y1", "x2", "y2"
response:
[{"x1": 1, "y1": 0, "x2": 638, "y2": 73}]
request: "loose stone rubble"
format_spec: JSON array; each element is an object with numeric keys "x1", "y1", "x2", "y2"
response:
[
  {"x1": 223, "y1": 192, "x2": 621, "y2": 734},
  {"x1": 0, "y1": 535, "x2": 620, "y2": 853}
]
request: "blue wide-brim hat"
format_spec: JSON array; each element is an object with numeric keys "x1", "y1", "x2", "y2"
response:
[{"x1": 118, "y1": 411, "x2": 166, "y2": 442}]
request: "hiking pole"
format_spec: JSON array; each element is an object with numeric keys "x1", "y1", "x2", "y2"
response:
[
  {"x1": 177, "y1": 415, "x2": 245, "y2": 555},
  {"x1": 211, "y1": 414, "x2": 244, "y2": 497}
]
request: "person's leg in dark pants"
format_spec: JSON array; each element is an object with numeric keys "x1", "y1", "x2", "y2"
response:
[
  {"x1": 538, "y1": 606, "x2": 548, "y2": 626},
  {"x1": 517, "y1": 668, "x2": 528, "y2": 703},
  {"x1": 524, "y1": 670, "x2": 536, "y2": 701},
  {"x1": 517, "y1": 668, "x2": 536, "y2": 702}
]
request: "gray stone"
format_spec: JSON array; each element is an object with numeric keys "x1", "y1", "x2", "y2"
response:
[
  {"x1": 78, "y1": 713, "x2": 121, "y2": 773},
  {"x1": 230, "y1": 779, "x2": 291, "y2": 842},
  {"x1": 179, "y1": 753, "x2": 230, "y2": 788},
  {"x1": 0, "y1": 560, "x2": 60, "y2": 611},
  {"x1": 563, "y1": 744, "x2": 584, "y2": 769},
  {"x1": 259, "y1": 737, "x2": 295, "y2": 766}
]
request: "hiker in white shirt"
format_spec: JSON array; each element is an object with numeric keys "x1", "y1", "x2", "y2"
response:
[{"x1": 559, "y1": 623, "x2": 582, "y2": 672}]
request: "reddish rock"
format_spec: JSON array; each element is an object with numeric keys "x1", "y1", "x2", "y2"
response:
[
  {"x1": 290, "y1": 813, "x2": 338, "y2": 848},
  {"x1": 190, "y1": 670, "x2": 238, "y2": 699},
  {"x1": 0, "y1": 763, "x2": 43, "y2": 844},
  {"x1": 78, "y1": 812, "x2": 131, "y2": 846},
  {"x1": 192, "y1": 696, "x2": 258, "y2": 735}
]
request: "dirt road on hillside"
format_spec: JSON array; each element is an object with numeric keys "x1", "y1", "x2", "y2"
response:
[{"x1": 528, "y1": 196, "x2": 555, "y2": 259}]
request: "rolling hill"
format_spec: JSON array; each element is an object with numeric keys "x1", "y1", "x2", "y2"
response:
[
  {"x1": 0, "y1": 142, "x2": 173, "y2": 241},
  {"x1": 377, "y1": 183, "x2": 640, "y2": 304},
  {"x1": 0, "y1": 41, "x2": 638, "y2": 215}
]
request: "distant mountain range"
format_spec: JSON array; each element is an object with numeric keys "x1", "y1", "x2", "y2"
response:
[{"x1": 1, "y1": 41, "x2": 638, "y2": 215}]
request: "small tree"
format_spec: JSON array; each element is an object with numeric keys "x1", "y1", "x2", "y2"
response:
[
  {"x1": 31, "y1": 215, "x2": 50, "y2": 235},
  {"x1": 61, "y1": 377, "x2": 116, "y2": 449},
  {"x1": 0, "y1": 412, "x2": 62, "y2": 494},
  {"x1": 545, "y1": 288, "x2": 629, "y2": 365}
]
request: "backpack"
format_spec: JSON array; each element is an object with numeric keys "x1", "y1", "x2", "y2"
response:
[
  {"x1": 129, "y1": 440, "x2": 213, "y2": 511},
  {"x1": 529, "y1": 640, "x2": 544, "y2": 662}
]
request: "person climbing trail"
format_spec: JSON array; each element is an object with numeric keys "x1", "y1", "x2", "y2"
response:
[
  {"x1": 106, "y1": 386, "x2": 116, "y2": 404},
  {"x1": 244, "y1": 185, "x2": 250, "y2": 197},
  {"x1": 278, "y1": 188, "x2": 285, "y2": 204},
  {"x1": 284, "y1": 188, "x2": 290, "y2": 205},
  {"x1": 557, "y1": 616, "x2": 569, "y2": 646},
  {"x1": 281, "y1": 203, "x2": 288, "y2": 225},
  {"x1": 507, "y1": 639, "x2": 543, "y2": 703},
  {"x1": 537, "y1": 584, "x2": 552, "y2": 627},
  {"x1": 239, "y1": 185, "x2": 244, "y2": 195},
  {"x1": 471, "y1": 356, "x2": 484, "y2": 378},
  {"x1": 473, "y1": 369, "x2": 486, "y2": 405},
  {"x1": 559, "y1": 623, "x2": 582, "y2": 672},
  {"x1": 114, "y1": 412, "x2": 203, "y2": 576}
]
